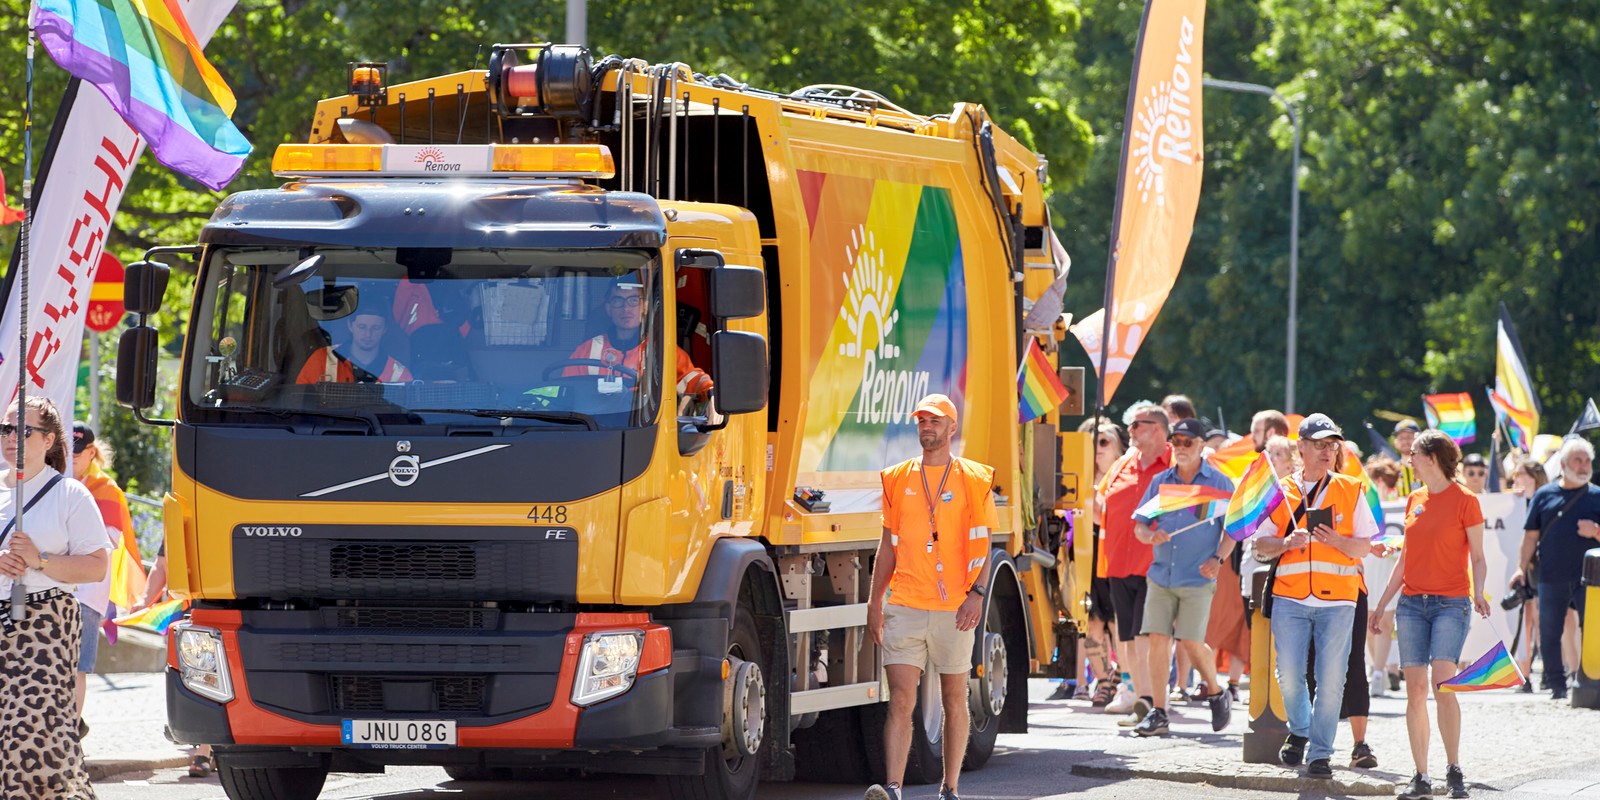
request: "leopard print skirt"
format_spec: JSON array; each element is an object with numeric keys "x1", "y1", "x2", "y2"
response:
[{"x1": 0, "y1": 593, "x2": 95, "y2": 799}]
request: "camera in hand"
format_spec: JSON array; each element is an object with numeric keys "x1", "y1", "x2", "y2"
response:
[{"x1": 1500, "y1": 578, "x2": 1537, "y2": 611}]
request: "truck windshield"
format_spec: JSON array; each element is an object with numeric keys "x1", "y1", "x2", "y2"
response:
[{"x1": 185, "y1": 247, "x2": 663, "y2": 430}]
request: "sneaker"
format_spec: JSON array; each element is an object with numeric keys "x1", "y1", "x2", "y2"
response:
[
  {"x1": 1134, "y1": 707, "x2": 1170, "y2": 737},
  {"x1": 864, "y1": 784, "x2": 902, "y2": 800},
  {"x1": 938, "y1": 785, "x2": 961, "y2": 800},
  {"x1": 1280, "y1": 734, "x2": 1308, "y2": 766},
  {"x1": 1118, "y1": 698, "x2": 1153, "y2": 727},
  {"x1": 1306, "y1": 758, "x2": 1333, "y2": 779},
  {"x1": 1047, "y1": 683, "x2": 1072, "y2": 701},
  {"x1": 1552, "y1": 685, "x2": 1570, "y2": 701},
  {"x1": 1446, "y1": 765, "x2": 1468, "y2": 798},
  {"x1": 1520, "y1": 680, "x2": 1533, "y2": 694},
  {"x1": 1105, "y1": 685, "x2": 1137, "y2": 714},
  {"x1": 1091, "y1": 679, "x2": 1119, "y2": 707},
  {"x1": 1399, "y1": 773, "x2": 1432, "y2": 800},
  {"x1": 1369, "y1": 668, "x2": 1387, "y2": 698},
  {"x1": 1206, "y1": 688, "x2": 1232, "y2": 731},
  {"x1": 1351, "y1": 740, "x2": 1378, "y2": 769}
]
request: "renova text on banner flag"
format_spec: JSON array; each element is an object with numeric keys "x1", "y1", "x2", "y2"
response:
[
  {"x1": 1096, "y1": 0, "x2": 1207, "y2": 406},
  {"x1": 33, "y1": 0, "x2": 252, "y2": 190}
]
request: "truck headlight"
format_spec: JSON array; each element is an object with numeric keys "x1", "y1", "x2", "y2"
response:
[
  {"x1": 175, "y1": 623, "x2": 234, "y2": 703},
  {"x1": 571, "y1": 631, "x2": 643, "y2": 707}
]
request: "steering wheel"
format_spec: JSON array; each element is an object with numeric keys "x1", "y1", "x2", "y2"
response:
[{"x1": 541, "y1": 358, "x2": 639, "y2": 386}]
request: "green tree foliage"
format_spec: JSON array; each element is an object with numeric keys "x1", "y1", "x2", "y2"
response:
[{"x1": 1055, "y1": 0, "x2": 1599, "y2": 446}]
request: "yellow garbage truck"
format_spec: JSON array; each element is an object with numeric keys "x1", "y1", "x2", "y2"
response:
[{"x1": 116, "y1": 44, "x2": 1094, "y2": 800}]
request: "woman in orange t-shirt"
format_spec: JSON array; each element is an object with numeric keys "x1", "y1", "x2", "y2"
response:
[{"x1": 1370, "y1": 431, "x2": 1490, "y2": 800}]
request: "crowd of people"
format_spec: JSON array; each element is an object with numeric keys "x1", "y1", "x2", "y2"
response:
[{"x1": 1044, "y1": 395, "x2": 1598, "y2": 798}]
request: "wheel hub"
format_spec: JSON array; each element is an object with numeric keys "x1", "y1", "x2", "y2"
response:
[
  {"x1": 971, "y1": 631, "x2": 1007, "y2": 719},
  {"x1": 722, "y1": 655, "x2": 765, "y2": 760}
]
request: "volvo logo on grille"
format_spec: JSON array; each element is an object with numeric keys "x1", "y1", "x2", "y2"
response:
[
  {"x1": 242, "y1": 526, "x2": 302, "y2": 537},
  {"x1": 389, "y1": 455, "x2": 422, "y2": 487}
]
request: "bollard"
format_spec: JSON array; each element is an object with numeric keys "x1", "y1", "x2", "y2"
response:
[
  {"x1": 1243, "y1": 569, "x2": 1290, "y2": 763},
  {"x1": 1573, "y1": 548, "x2": 1600, "y2": 709}
]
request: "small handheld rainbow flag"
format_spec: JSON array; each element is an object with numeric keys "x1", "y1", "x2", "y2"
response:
[
  {"x1": 1423, "y1": 392, "x2": 1477, "y2": 445},
  {"x1": 1437, "y1": 639, "x2": 1524, "y2": 692},
  {"x1": 1018, "y1": 338, "x2": 1071, "y2": 423},
  {"x1": 1135, "y1": 484, "x2": 1233, "y2": 520},
  {"x1": 114, "y1": 598, "x2": 188, "y2": 634},
  {"x1": 1223, "y1": 454, "x2": 1285, "y2": 542}
]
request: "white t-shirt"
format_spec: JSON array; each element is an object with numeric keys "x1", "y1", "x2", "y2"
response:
[
  {"x1": 0, "y1": 466, "x2": 113, "y2": 594},
  {"x1": 1256, "y1": 472, "x2": 1378, "y2": 610}
]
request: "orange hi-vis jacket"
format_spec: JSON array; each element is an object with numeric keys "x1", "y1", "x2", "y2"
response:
[
  {"x1": 566, "y1": 334, "x2": 714, "y2": 396},
  {"x1": 1268, "y1": 472, "x2": 1367, "y2": 603},
  {"x1": 880, "y1": 456, "x2": 1000, "y2": 611},
  {"x1": 295, "y1": 346, "x2": 412, "y2": 384}
]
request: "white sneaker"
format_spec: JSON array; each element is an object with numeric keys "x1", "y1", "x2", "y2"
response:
[
  {"x1": 1105, "y1": 684, "x2": 1136, "y2": 714},
  {"x1": 1368, "y1": 668, "x2": 1386, "y2": 698}
]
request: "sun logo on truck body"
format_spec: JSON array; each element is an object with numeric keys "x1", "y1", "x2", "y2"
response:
[{"x1": 839, "y1": 226, "x2": 900, "y2": 361}]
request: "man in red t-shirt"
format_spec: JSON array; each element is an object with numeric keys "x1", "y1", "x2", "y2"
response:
[{"x1": 1096, "y1": 401, "x2": 1172, "y2": 723}]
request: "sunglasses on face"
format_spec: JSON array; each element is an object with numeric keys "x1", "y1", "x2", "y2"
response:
[
  {"x1": 1465, "y1": 469, "x2": 1487, "y2": 477},
  {"x1": 1097, "y1": 437, "x2": 1114, "y2": 447},
  {"x1": 0, "y1": 423, "x2": 42, "y2": 438},
  {"x1": 1169, "y1": 436, "x2": 1200, "y2": 449}
]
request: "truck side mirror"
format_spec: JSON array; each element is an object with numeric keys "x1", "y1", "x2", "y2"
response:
[
  {"x1": 708, "y1": 266, "x2": 765, "y2": 320},
  {"x1": 675, "y1": 248, "x2": 725, "y2": 270},
  {"x1": 116, "y1": 325, "x2": 160, "y2": 409},
  {"x1": 124, "y1": 260, "x2": 171, "y2": 315},
  {"x1": 711, "y1": 331, "x2": 768, "y2": 415}
]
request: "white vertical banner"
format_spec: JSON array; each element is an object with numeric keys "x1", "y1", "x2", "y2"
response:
[{"x1": 0, "y1": 0, "x2": 237, "y2": 415}]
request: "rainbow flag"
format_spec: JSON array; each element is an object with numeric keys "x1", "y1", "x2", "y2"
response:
[
  {"x1": 1437, "y1": 640, "x2": 1524, "y2": 692},
  {"x1": 1423, "y1": 392, "x2": 1476, "y2": 445},
  {"x1": 114, "y1": 597, "x2": 187, "y2": 634},
  {"x1": 1495, "y1": 302, "x2": 1540, "y2": 451},
  {"x1": 1486, "y1": 388, "x2": 1536, "y2": 453},
  {"x1": 34, "y1": 0, "x2": 251, "y2": 190},
  {"x1": 1017, "y1": 338, "x2": 1071, "y2": 423},
  {"x1": 1340, "y1": 442, "x2": 1387, "y2": 535},
  {"x1": 1223, "y1": 454, "x2": 1285, "y2": 542},
  {"x1": 1207, "y1": 435, "x2": 1258, "y2": 481},
  {"x1": 1135, "y1": 484, "x2": 1233, "y2": 519}
]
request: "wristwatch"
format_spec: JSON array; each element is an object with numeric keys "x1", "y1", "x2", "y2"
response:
[
  {"x1": 1210, "y1": 554, "x2": 1225, "y2": 564},
  {"x1": 970, "y1": 584, "x2": 987, "y2": 598},
  {"x1": 38, "y1": 551, "x2": 51, "y2": 570}
]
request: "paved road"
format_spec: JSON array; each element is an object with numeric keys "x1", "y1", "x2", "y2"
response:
[{"x1": 91, "y1": 678, "x2": 1600, "y2": 800}]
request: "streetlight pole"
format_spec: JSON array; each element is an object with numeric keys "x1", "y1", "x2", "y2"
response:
[{"x1": 1202, "y1": 78, "x2": 1301, "y2": 414}]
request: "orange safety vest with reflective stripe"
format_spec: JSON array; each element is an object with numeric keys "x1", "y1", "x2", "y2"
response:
[
  {"x1": 880, "y1": 456, "x2": 1000, "y2": 611},
  {"x1": 295, "y1": 347, "x2": 413, "y2": 384},
  {"x1": 1268, "y1": 472, "x2": 1366, "y2": 603},
  {"x1": 566, "y1": 335, "x2": 714, "y2": 396}
]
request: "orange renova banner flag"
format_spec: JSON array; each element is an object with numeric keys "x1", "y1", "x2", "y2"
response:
[{"x1": 1096, "y1": 0, "x2": 1207, "y2": 406}]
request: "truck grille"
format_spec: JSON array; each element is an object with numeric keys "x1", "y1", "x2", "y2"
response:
[
  {"x1": 330, "y1": 674, "x2": 486, "y2": 714},
  {"x1": 277, "y1": 641, "x2": 525, "y2": 666},
  {"x1": 334, "y1": 607, "x2": 492, "y2": 631},
  {"x1": 330, "y1": 543, "x2": 476, "y2": 580},
  {"x1": 232, "y1": 536, "x2": 578, "y2": 602}
]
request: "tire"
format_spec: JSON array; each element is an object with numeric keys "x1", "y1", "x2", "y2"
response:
[
  {"x1": 443, "y1": 765, "x2": 513, "y2": 782},
  {"x1": 857, "y1": 670, "x2": 942, "y2": 786},
  {"x1": 216, "y1": 763, "x2": 328, "y2": 800},
  {"x1": 659, "y1": 604, "x2": 768, "y2": 800},
  {"x1": 964, "y1": 591, "x2": 1011, "y2": 770}
]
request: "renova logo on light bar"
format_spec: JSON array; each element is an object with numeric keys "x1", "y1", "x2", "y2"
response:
[{"x1": 413, "y1": 146, "x2": 461, "y2": 172}]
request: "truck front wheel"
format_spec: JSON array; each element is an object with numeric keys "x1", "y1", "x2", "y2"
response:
[
  {"x1": 216, "y1": 763, "x2": 328, "y2": 800},
  {"x1": 660, "y1": 604, "x2": 768, "y2": 800}
]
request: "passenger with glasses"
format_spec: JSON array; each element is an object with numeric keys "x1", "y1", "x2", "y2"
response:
[
  {"x1": 0, "y1": 398, "x2": 111, "y2": 798},
  {"x1": 567, "y1": 278, "x2": 713, "y2": 405}
]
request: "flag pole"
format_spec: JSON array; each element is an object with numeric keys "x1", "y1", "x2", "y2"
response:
[{"x1": 10, "y1": 15, "x2": 37, "y2": 622}]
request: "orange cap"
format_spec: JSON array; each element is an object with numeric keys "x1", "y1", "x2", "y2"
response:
[{"x1": 912, "y1": 394, "x2": 959, "y2": 425}]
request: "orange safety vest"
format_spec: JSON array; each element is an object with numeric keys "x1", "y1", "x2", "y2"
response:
[
  {"x1": 880, "y1": 456, "x2": 1000, "y2": 611},
  {"x1": 566, "y1": 335, "x2": 714, "y2": 396},
  {"x1": 295, "y1": 347, "x2": 413, "y2": 384},
  {"x1": 1268, "y1": 472, "x2": 1367, "y2": 603}
]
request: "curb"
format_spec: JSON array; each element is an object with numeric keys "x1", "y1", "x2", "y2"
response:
[
  {"x1": 1070, "y1": 759, "x2": 1399, "y2": 796},
  {"x1": 87, "y1": 756, "x2": 190, "y2": 782}
]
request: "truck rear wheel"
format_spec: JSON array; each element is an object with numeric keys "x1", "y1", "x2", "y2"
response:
[
  {"x1": 660, "y1": 604, "x2": 767, "y2": 800},
  {"x1": 216, "y1": 763, "x2": 328, "y2": 800},
  {"x1": 964, "y1": 595, "x2": 1012, "y2": 769}
]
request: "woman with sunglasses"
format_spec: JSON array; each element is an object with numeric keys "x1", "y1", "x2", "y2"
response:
[
  {"x1": 1370, "y1": 430, "x2": 1490, "y2": 800},
  {"x1": 1066, "y1": 421, "x2": 1128, "y2": 703},
  {"x1": 0, "y1": 398, "x2": 112, "y2": 797}
]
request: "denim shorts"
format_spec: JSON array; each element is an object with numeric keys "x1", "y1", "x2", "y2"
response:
[
  {"x1": 77, "y1": 602, "x2": 103, "y2": 673},
  {"x1": 1395, "y1": 593, "x2": 1470, "y2": 668}
]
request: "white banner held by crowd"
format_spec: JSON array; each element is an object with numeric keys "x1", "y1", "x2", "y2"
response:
[{"x1": 0, "y1": 1, "x2": 236, "y2": 415}]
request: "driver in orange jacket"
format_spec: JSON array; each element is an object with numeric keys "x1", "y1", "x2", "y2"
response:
[{"x1": 566, "y1": 280, "x2": 713, "y2": 398}]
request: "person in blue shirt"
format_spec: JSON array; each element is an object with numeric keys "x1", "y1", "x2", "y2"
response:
[
  {"x1": 1511, "y1": 438, "x2": 1600, "y2": 700},
  {"x1": 1129, "y1": 417, "x2": 1237, "y2": 736}
]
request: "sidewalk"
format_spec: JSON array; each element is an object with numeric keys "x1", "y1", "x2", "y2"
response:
[
  {"x1": 83, "y1": 672, "x2": 194, "y2": 781},
  {"x1": 1058, "y1": 678, "x2": 1595, "y2": 796}
]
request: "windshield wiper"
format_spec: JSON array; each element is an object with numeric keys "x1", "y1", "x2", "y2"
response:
[
  {"x1": 407, "y1": 408, "x2": 598, "y2": 431},
  {"x1": 221, "y1": 404, "x2": 383, "y2": 434}
]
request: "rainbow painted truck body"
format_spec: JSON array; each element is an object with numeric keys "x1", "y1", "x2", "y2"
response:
[{"x1": 116, "y1": 45, "x2": 1095, "y2": 800}]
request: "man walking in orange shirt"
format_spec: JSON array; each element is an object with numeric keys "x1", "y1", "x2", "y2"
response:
[{"x1": 866, "y1": 394, "x2": 999, "y2": 800}]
